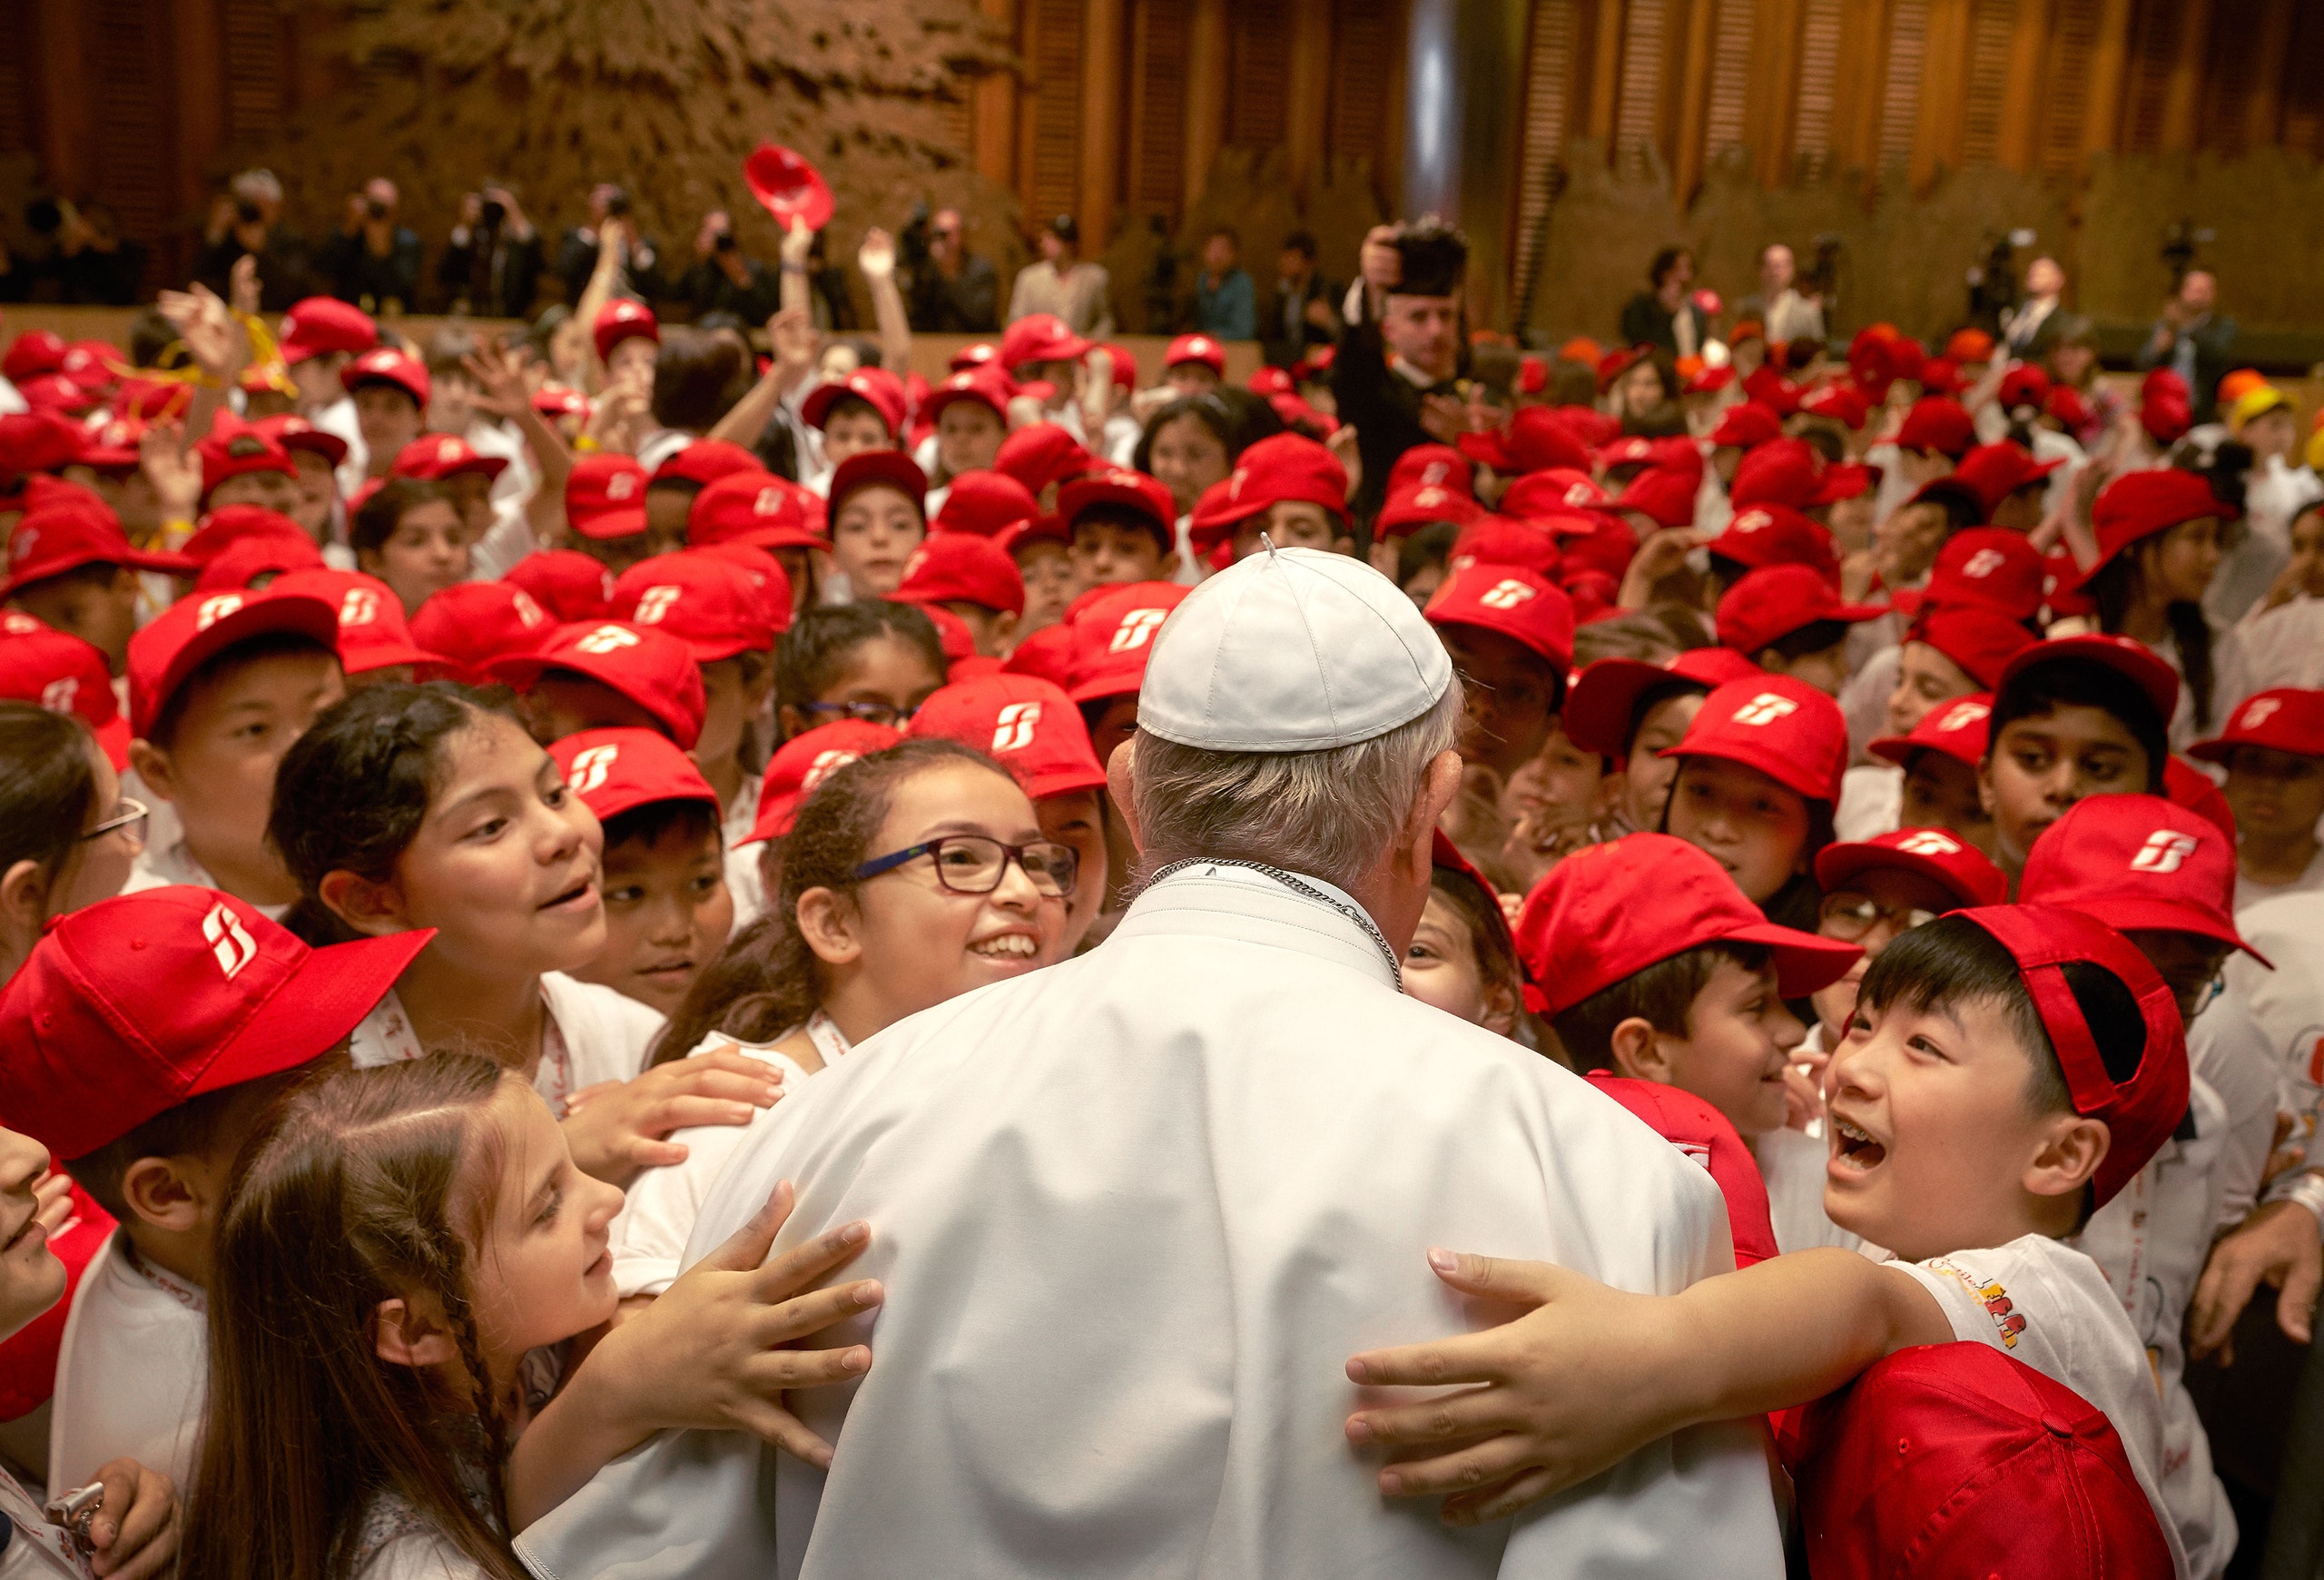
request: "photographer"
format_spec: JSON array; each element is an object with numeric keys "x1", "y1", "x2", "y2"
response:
[
  {"x1": 315, "y1": 177, "x2": 423, "y2": 314},
  {"x1": 556, "y1": 183, "x2": 668, "y2": 305},
  {"x1": 679, "y1": 210, "x2": 782, "y2": 324},
  {"x1": 1618, "y1": 246, "x2": 1708, "y2": 360},
  {"x1": 904, "y1": 206, "x2": 999, "y2": 332},
  {"x1": 1736, "y1": 242, "x2": 1822, "y2": 348},
  {"x1": 195, "y1": 168, "x2": 311, "y2": 310},
  {"x1": 2136, "y1": 268, "x2": 2238, "y2": 425},
  {"x1": 437, "y1": 182, "x2": 545, "y2": 318}
]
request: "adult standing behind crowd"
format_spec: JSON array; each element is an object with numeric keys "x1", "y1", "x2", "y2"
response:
[
  {"x1": 906, "y1": 207, "x2": 1000, "y2": 332},
  {"x1": 1619, "y1": 247, "x2": 1709, "y2": 361},
  {"x1": 679, "y1": 210, "x2": 782, "y2": 324},
  {"x1": 1334, "y1": 218, "x2": 1469, "y2": 524},
  {"x1": 314, "y1": 178, "x2": 422, "y2": 315},
  {"x1": 436, "y1": 183, "x2": 545, "y2": 320},
  {"x1": 1189, "y1": 227, "x2": 1256, "y2": 341},
  {"x1": 1008, "y1": 214, "x2": 1114, "y2": 337},
  {"x1": 194, "y1": 169, "x2": 310, "y2": 311},
  {"x1": 2137, "y1": 269, "x2": 2238, "y2": 426},
  {"x1": 2002, "y1": 255, "x2": 2067, "y2": 359},
  {"x1": 1736, "y1": 242, "x2": 1822, "y2": 348},
  {"x1": 1264, "y1": 231, "x2": 1340, "y2": 369},
  {"x1": 517, "y1": 548, "x2": 1783, "y2": 1578},
  {"x1": 555, "y1": 183, "x2": 670, "y2": 305}
]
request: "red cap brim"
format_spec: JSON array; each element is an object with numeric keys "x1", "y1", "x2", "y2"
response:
[{"x1": 191, "y1": 928, "x2": 437, "y2": 1099}]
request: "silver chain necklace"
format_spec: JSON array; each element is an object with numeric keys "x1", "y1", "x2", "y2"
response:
[{"x1": 1146, "y1": 858, "x2": 1404, "y2": 988}]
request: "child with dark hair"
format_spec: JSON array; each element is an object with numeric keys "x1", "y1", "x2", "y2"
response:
[
  {"x1": 351, "y1": 476, "x2": 469, "y2": 617},
  {"x1": 3, "y1": 499, "x2": 196, "y2": 675},
  {"x1": 775, "y1": 600, "x2": 947, "y2": 743},
  {"x1": 2071, "y1": 469, "x2": 2241, "y2": 746},
  {"x1": 1713, "y1": 565, "x2": 1884, "y2": 696},
  {"x1": 1978, "y1": 636, "x2": 2175, "y2": 883},
  {"x1": 2190, "y1": 687, "x2": 2324, "y2": 908},
  {"x1": 1405, "y1": 835, "x2": 1524, "y2": 1038},
  {"x1": 1659, "y1": 674, "x2": 1847, "y2": 932}
]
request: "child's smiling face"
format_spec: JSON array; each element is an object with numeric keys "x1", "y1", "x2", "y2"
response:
[{"x1": 1664, "y1": 756, "x2": 1812, "y2": 904}]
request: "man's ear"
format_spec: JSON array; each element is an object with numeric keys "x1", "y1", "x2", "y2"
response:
[
  {"x1": 373, "y1": 1294, "x2": 458, "y2": 1369},
  {"x1": 119, "y1": 1156, "x2": 208, "y2": 1236},
  {"x1": 1106, "y1": 737, "x2": 1143, "y2": 850},
  {"x1": 1608, "y1": 1017, "x2": 1672, "y2": 1084},
  {"x1": 794, "y1": 887, "x2": 862, "y2": 968},
  {"x1": 1404, "y1": 749, "x2": 1463, "y2": 876},
  {"x1": 319, "y1": 870, "x2": 409, "y2": 938},
  {"x1": 2027, "y1": 1114, "x2": 2111, "y2": 1202},
  {"x1": 126, "y1": 740, "x2": 176, "y2": 805}
]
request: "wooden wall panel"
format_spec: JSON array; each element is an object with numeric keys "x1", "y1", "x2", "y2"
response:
[
  {"x1": 1023, "y1": 0, "x2": 1087, "y2": 222},
  {"x1": 1612, "y1": 0, "x2": 1669, "y2": 173},
  {"x1": 1877, "y1": 0, "x2": 1928, "y2": 171},
  {"x1": 1327, "y1": 0, "x2": 1393, "y2": 167},
  {"x1": 1702, "y1": 0, "x2": 1756, "y2": 165},
  {"x1": 2286, "y1": 2, "x2": 2324, "y2": 159},
  {"x1": 1789, "y1": 0, "x2": 1842, "y2": 179},
  {"x1": 2036, "y1": 0, "x2": 2099, "y2": 175},
  {"x1": 1957, "y1": 0, "x2": 2016, "y2": 167},
  {"x1": 1511, "y1": 0, "x2": 1578, "y2": 319},
  {"x1": 1226, "y1": 5, "x2": 1292, "y2": 149},
  {"x1": 1128, "y1": 0, "x2": 1190, "y2": 212},
  {"x1": 2120, "y1": 0, "x2": 2177, "y2": 154}
]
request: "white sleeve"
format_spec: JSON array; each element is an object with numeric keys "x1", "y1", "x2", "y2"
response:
[
  {"x1": 1894, "y1": 1241, "x2": 2069, "y2": 1365},
  {"x1": 356, "y1": 1529, "x2": 490, "y2": 1580}
]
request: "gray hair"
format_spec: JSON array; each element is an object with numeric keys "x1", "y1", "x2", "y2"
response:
[
  {"x1": 1130, "y1": 679, "x2": 1464, "y2": 892},
  {"x1": 231, "y1": 169, "x2": 283, "y2": 204}
]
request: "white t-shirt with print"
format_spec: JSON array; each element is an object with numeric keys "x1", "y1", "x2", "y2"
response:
[
  {"x1": 1893, "y1": 1233, "x2": 2189, "y2": 1578},
  {"x1": 348, "y1": 972, "x2": 664, "y2": 1112},
  {"x1": 48, "y1": 1231, "x2": 207, "y2": 1495}
]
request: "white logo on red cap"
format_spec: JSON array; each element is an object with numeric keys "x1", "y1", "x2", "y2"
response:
[
  {"x1": 1, "y1": 614, "x2": 42, "y2": 636},
  {"x1": 1962, "y1": 548, "x2": 2005, "y2": 578},
  {"x1": 1422, "y1": 461, "x2": 1452, "y2": 487},
  {"x1": 339, "y1": 588, "x2": 380, "y2": 627},
  {"x1": 1563, "y1": 483, "x2": 1595, "y2": 507},
  {"x1": 438, "y1": 438, "x2": 461, "y2": 462},
  {"x1": 1110, "y1": 608, "x2": 1168, "y2": 653},
  {"x1": 1732, "y1": 692, "x2": 1800, "y2": 726},
  {"x1": 202, "y1": 902, "x2": 258, "y2": 980},
  {"x1": 2241, "y1": 697, "x2": 2282, "y2": 730},
  {"x1": 11, "y1": 528, "x2": 34, "y2": 562},
  {"x1": 566, "y1": 744, "x2": 620, "y2": 795},
  {"x1": 2129, "y1": 830, "x2": 2199, "y2": 874},
  {"x1": 991, "y1": 701, "x2": 1043, "y2": 753},
  {"x1": 753, "y1": 487, "x2": 787, "y2": 518},
  {"x1": 1936, "y1": 700, "x2": 1990, "y2": 731},
  {"x1": 1478, "y1": 578, "x2": 1537, "y2": 611},
  {"x1": 1414, "y1": 486, "x2": 1450, "y2": 509},
  {"x1": 39, "y1": 677, "x2": 77, "y2": 714},
  {"x1": 804, "y1": 749, "x2": 860, "y2": 790},
  {"x1": 633, "y1": 586, "x2": 682, "y2": 624},
  {"x1": 511, "y1": 590, "x2": 546, "y2": 627},
  {"x1": 1896, "y1": 829, "x2": 1963, "y2": 856},
  {"x1": 575, "y1": 625, "x2": 641, "y2": 656},
  {"x1": 901, "y1": 548, "x2": 929, "y2": 583},
  {"x1": 195, "y1": 594, "x2": 247, "y2": 631},
  {"x1": 606, "y1": 471, "x2": 639, "y2": 502},
  {"x1": 1732, "y1": 510, "x2": 1771, "y2": 533}
]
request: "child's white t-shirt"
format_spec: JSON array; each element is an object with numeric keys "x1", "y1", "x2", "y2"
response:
[
  {"x1": 47, "y1": 1230, "x2": 207, "y2": 1495},
  {"x1": 2235, "y1": 848, "x2": 2324, "y2": 915},
  {"x1": 352, "y1": 1501, "x2": 487, "y2": 1580},
  {"x1": 1892, "y1": 1233, "x2": 2190, "y2": 1579},
  {"x1": 118, "y1": 844, "x2": 291, "y2": 921},
  {"x1": 348, "y1": 972, "x2": 664, "y2": 1113}
]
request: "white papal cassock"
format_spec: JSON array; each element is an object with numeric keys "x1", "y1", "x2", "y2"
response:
[{"x1": 517, "y1": 863, "x2": 1785, "y2": 1580}]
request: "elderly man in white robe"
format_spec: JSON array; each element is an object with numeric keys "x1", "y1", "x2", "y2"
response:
[{"x1": 516, "y1": 547, "x2": 1784, "y2": 1578}]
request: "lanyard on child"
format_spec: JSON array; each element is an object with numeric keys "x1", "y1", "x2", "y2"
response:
[
  {"x1": 353, "y1": 985, "x2": 577, "y2": 1116},
  {"x1": 120, "y1": 1237, "x2": 206, "y2": 1316},
  {"x1": 802, "y1": 1009, "x2": 851, "y2": 1070}
]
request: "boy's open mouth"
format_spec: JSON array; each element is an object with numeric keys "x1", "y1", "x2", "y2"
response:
[{"x1": 1833, "y1": 1117, "x2": 1886, "y2": 1171}]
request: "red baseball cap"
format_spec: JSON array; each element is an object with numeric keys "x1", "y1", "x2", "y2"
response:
[
  {"x1": 1741, "y1": 366, "x2": 1799, "y2": 415},
  {"x1": 2069, "y1": 469, "x2": 2237, "y2": 591},
  {"x1": 1446, "y1": 516, "x2": 1561, "y2": 578},
  {"x1": 390, "y1": 433, "x2": 508, "y2": 484},
  {"x1": 565, "y1": 454, "x2": 652, "y2": 540},
  {"x1": 74, "y1": 416, "x2": 145, "y2": 471},
  {"x1": 892, "y1": 533, "x2": 1025, "y2": 617},
  {"x1": 1953, "y1": 903, "x2": 2191, "y2": 1209},
  {"x1": 194, "y1": 417, "x2": 298, "y2": 500},
  {"x1": 1790, "y1": 1343, "x2": 2177, "y2": 1580},
  {"x1": 409, "y1": 580, "x2": 554, "y2": 685},
  {"x1": 2, "y1": 505, "x2": 195, "y2": 598},
  {"x1": 1952, "y1": 441, "x2": 2061, "y2": 515},
  {"x1": 828, "y1": 449, "x2": 929, "y2": 524},
  {"x1": 1810, "y1": 461, "x2": 1876, "y2": 509},
  {"x1": 340, "y1": 347, "x2": 431, "y2": 409},
  {"x1": 2020, "y1": 793, "x2": 2262, "y2": 964},
  {"x1": 1994, "y1": 634, "x2": 2180, "y2": 736},
  {"x1": 1514, "y1": 832, "x2": 1861, "y2": 1017},
  {"x1": 1903, "y1": 604, "x2": 2034, "y2": 690},
  {"x1": 2164, "y1": 754, "x2": 2236, "y2": 839},
  {"x1": 0, "y1": 886, "x2": 432, "y2": 1160},
  {"x1": 1058, "y1": 468, "x2": 1176, "y2": 538},
  {"x1": 1188, "y1": 433, "x2": 1348, "y2": 550},
  {"x1": 921, "y1": 367, "x2": 1014, "y2": 429},
  {"x1": 1707, "y1": 402, "x2": 1783, "y2": 450},
  {"x1": 1503, "y1": 469, "x2": 1613, "y2": 520},
  {"x1": 504, "y1": 549, "x2": 616, "y2": 623},
  {"x1": 1000, "y1": 621, "x2": 1073, "y2": 688},
  {"x1": 1717, "y1": 566, "x2": 1884, "y2": 656},
  {"x1": 908, "y1": 673, "x2": 1107, "y2": 799},
  {"x1": 1814, "y1": 826, "x2": 2007, "y2": 910},
  {"x1": 278, "y1": 297, "x2": 378, "y2": 364},
  {"x1": 251, "y1": 413, "x2": 350, "y2": 470},
  {"x1": 1456, "y1": 408, "x2": 1595, "y2": 476},
  {"x1": 0, "y1": 331, "x2": 68, "y2": 383},
  {"x1": 652, "y1": 439, "x2": 762, "y2": 491},
  {"x1": 950, "y1": 343, "x2": 1000, "y2": 374},
  {"x1": 1165, "y1": 334, "x2": 1226, "y2": 374},
  {"x1": 193, "y1": 533, "x2": 327, "y2": 593},
  {"x1": 0, "y1": 622, "x2": 130, "y2": 767},
  {"x1": 1586, "y1": 1069, "x2": 1779, "y2": 1267},
  {"x1": 802, "y1": 368, "x2": 909, "y2": 435},
  {"x1": 743, "y1": 143, "x2": 834, "y2": 232},
  {"x1": 0, "y1": 412, "x2": 88, "y2": 478},
  {"x1": 1385, "y1": 444, "x2": 1473, "y2": 499},
  {"x1": 688, "y1": 470, "x2": 825, "y2": 551},
  {"x1": 1663, "y1": 674, "x2": 1849, "y2": 805},
  {"x1": 15, "y1": 375, "x2": 94, "y2": 418},
  {"x1": 269, "y1": 568, "x2": 442, "y2": 675},
  {"x1": 1901, "y1": 527, "x2": 2046, "y2": 621},
  {"x1": 993, "y1": 423, "x2": 1091, "y2": 495},
  {"x1": 999, "y1": 313, "x2": 1090, "y2": 370},
  {"x1": 593, "y1": 299, "x2": 660, "y2": 364},
  {"x1": 1709, "y1": 503, "x2": 1839, "y2": 586},
  {"x1": 1561, "y1": 648, "x2": 1764, "y2": 757},
  {"x1": 1066, "y1": 579, "x2": 1188, "y2": 704},
  {"x1": 2190, "y1": 687, "x2": 2324, "y2": 765},
  {"x1": 1423, "y1": 564, "x2": 1575, "y2": 676},
  {"x1": 534, "y1": 385, "x2": 590, "y2": 422},
  {"x1": 1375, "y1": 482, "x2": 1482, "y2": 538},
  {"x1": 1895, "y1": 396, "x2": 1976, "y2": 457},
  {"x1": 127, "y1": 586, "x2": 343, "y2": 736},
  {"x1": 1616, "y1": 465, "x2": 1699, "y2": 529},
  {"x1": 490, "y1": 620, "x2": 709, "y2": 750},
  {"x1": 933, "y1": 469, "x2": 1041, "y2": 538},
  {"x1": 1868, "y1": 692, "x2": 1993, "y2": 771},
  {"x1": 1728, "y1": 439, "x2": 1824, "y2": 512},
  {"x1": 1248, "y1": 366, "x2": 1295, "y2": 398},
  {"x1": 743, "y1": 720, "x2": 901, "y2": 844},
  {"x1": 549, "y1": 727, "x2": 718, "y2": 823},
  {"x1": 613, "y1": 549, "x2": 785, "y2": 658},
  {"x1": 1798, "y1": 381, "x2": 1869, "y2": 430}
]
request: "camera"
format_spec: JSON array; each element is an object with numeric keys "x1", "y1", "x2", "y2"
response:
[
  {"x1": 364, "y1": 197, "x2": 388, "y2": 221},
  {"x1": 713, "y1": 232, "x2": 735, "y2": 252},
  {"x1": 480, "y1": 198, "x2": 507, "y2": 230},
  {"x1": 606, "y1": 188, "x2": 633, "y2": 219},
  {"x1": 235, "y1": 200, "x2": 262, "y2": 225}
]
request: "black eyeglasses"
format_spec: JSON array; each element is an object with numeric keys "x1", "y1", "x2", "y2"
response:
[
  {"x1": 803, "y1": 699, "x2": 919, "y2": 728},
  {"x1": 81, "y1": 797, "x2": 148, "y2": 850},
  {"x1": 1817, "y1": 893, "x2": 1938, "y2": 943},
  {"x1": 853, "y1": 835, "x2": 1077, "y2": 899}
]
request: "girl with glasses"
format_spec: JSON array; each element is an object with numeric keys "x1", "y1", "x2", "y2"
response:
[
  {"x1": 615, "y1": 740, "x2": 1070, "y2": 1306},
  {"x1": 0, "y1": 702, "x2": 144, "y2": 983},
  {"x1": 773, "y1": 601, "x2": 946, "y2": 744}
]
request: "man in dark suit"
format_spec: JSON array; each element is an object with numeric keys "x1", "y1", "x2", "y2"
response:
[
  {"x1": 1618, "y1": 247, "x2": 1709, "y2": 362},
  {"x1": 2135, "y1": 269, "x2": 2238, "y2": 426},
  {"x1": 1331, "y1": 219, "x2": 1468, "y2": 528},
  {"x1": 1264, "y1": 232, "x2": 1342, "y2": 369}
]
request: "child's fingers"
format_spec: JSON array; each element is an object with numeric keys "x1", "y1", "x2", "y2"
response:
[
  {"x1": 751, "y1": 1280, "x2": 884, "y2": 1348},
  {"x1": 1440, "y1": 1466, "x2": 1561, "y2": 1527},
  {"x1": 748, "y1": 1341, "x2": 873, "y2": 1393},
  {"x1": 637, "y1": 1094, "x2": 763, "y2": 1136},
  {"x1": 2280, "y1": 1248, "x2": 2321, "y2": 1346},
  {"x1": 736, "y1": 1403, "x2": 837, "y2": 1470},
  {"x1": 750, "y1": 1220, "x2": 872, "y2": 1301},
  {"x1": 1345, "y1": 1330, "x2": 1505, "y2": 1389},
  {"x1": 93, "y1": 1479, "x2": 178, "y2": 1580},
  {"x1": 674, "y1": 1047, "x2": 786, "y2": 1087},
  {"x1": 623, "y1": 1135, "x2": 691, "y2": 1171},
  {"x1": 1344, "y1": 1385, "x2": 1508, "y2": 1449},
  {"x1": 1423, "y1": 1249, "x2": 1569, "y2": 1308},
  {"x1": 698, "y1": 1182, "x2": 795, "y2": 1274},
  {"x1": 656, "y1": 1060, "x2": 785, "y2": 1108},
  {"x1": 1374, "y1": 1433, "x2": 1541, "y2": 1500}
]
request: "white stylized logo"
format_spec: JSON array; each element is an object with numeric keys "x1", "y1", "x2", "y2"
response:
[
  {"x1": 2129, "y1": 831, "x2": 2200, "y2": 874},
  {"x1": 1936, "y1": 700, "x2": 1991, "y2": 732},
  {"x1": 195, "y1": 594, "x2": 246, "y2": 630},
  {"x1": 575, "y1": 625, "x2": 641, "y2": 655},
  {"x1": 39, "y1": 677, "x2": 77, "y2": 714},
  {"x1": 753, "y1": 487, "x2": 788, "y2": 517},
  {"x1": 438, "y1": 438, "x2": 462, "y2": 463},
  {"x1": 1479, "y1": 578, "x2": 1537, "y2": 611},
  {"x1": 511, "y1": 590, "x2": 546, "y2": 627},
  {"x1": 632, "y1": 586, "x2": 682, "y2": 624},
  {"x1": 340, "y1": 588, "x2": 380, "y2": 627},
  {"x1": 1962, "y1": 549, "x2": 2005, "y2": 578},
  {"x1": 1732, "y1": 510, "x2": 1771, "y2": 533},
  {"x1": 803, "y1": 749, "x2": 860, "y2": 791},
  {"x1": 1563, "y1": 483, "x2": 1595, "y2": 507},
  {"x1": 1110, "y1": 608, "x2": 1167, "y2": 653},
  {"x1": 11, "y1": 528, "x2": 34, "y2": 563},
  {"x1": 605, "y1": 471, "x2": 639, "y2": 501},
  {"x1": 991, "y1": 701, "x2": 1042, "y2": 753},
  {"x1": 202, "y1": 903, "x2": 258, "y2": 979},
  {"x1": 2240, "y1": 697, "x2": 2282, "y2": 730},
  {"x1": 1732, "y1": 692, "x2": 1799, "y2": 726},
  {"x1": 1896, "y1": 829, "x2": 1963, "y2": 856},
  {"x1": 566, "y1": 744, "x2": 620, "y2": 795}
]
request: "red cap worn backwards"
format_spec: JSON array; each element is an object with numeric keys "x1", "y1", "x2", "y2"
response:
[
  {"x1": 409, "y1": 580, "x2": 553, "y2": 685},
  {"x1": 802, "y1": 367, "x2": 909, "y2": 436},
  {"x1": 1561, "y1": 648, "x2": 1764, "y2": 758},
  {"x1": 1514, "y1": 833, "x2": 1862, "y2": 1018},
  {"x1": 593, "y1": 299, "x2": 660, "y2": 364},
  {"x1": 1708, "y1": 402, "x2": 1783, "y2": 450},
  {"x1": 1994, "y1": 633, "x2": 2180, "y2": 735},
  {"x1": 1869, "y1": 693, "x2": 1993, "y2": 771},
  {"x1": 270, "y1": 568, "x2": 443, "y2": 675},
  {"x1": 613, "y1": 549, "x2": 785, "y2": 657},
  {"x1": 566, "y1": 454, "x2": 652, "y2": 540},
  {"x1": 2020, "y1": 793, "x2": 2263, "y2": 965},
  {"x1": 1790, "y1": 1342, "x2": 2177, "y2": 1580},
  {"x1": 743, "y1": 720, "x2": 902, "y2": 844},
  {"x1": 993, "y1": 423, "x2": 1091, "y2": 497},
  {"x1": 653, "y1": 439, "x2": 763, "y2": 491},
  {"x1": 2, "y1": 506, "x2": 196, "y2": 598},
  {"x1": 0, "y1": 887, "x2": 431, "y2": 1160},
  {"x1": 1066, "y1": 579, "x2": 1188, "y2": 704},
  {"x1": 2191, "y1": 687, "x2": 2324, "y2": 764},
  {"x1": 505, "y1": 550, "x2": 616, "y2": 624},
  {"x1": 1904, "y1": 604, "x2": 2034, "y2": 690},
  {"x1": 1716, "y1": 565, "x2": 1883, "y2": 657},
  {"x1": 1896, "y1": 396, "x2": 1976, "y2": 458},
  {"x1": 340, "y1": 347, "x2": 430, "y2": 409},
  {"x1": 490, "y1": 621, "x2": 708, "y2": 751},
  {"x1": 1815, "y1": 826, "x2": 2007, "y2": 911},
  {"x1": 1423, "y1": 564, "x2": 1575, "y2": 676},
  {"x1": 0, "y1": 622, "x2": 130, "y2": 768},
  {"x1": 892, "y1": 533, "x2": 1025, "y2": 617},
  {"x1": 1165, "y1": 334, "x2": 1227, "y2": 374},
  {"x1": 550, "y1": 728, "x2": 718, "y2": 823},
  {"x1": 1664, "y1": 674, "x2": 1849, "y2": 805},
  {"x1": 1709, "y1": 503, "x2": 1839, "y2": 587},
  {"x1": 689, "y1": 470, "x2": 825, "y2": 551},
  {"x1": 278, "y1": 297, "x2": 378, "y2": 364},
  {"x1": 1951, "y1": 903, "x2": 2190, "y2": 1210},
  {"x1": 909, "y1": 674, "x2": 1107, "y2": 800},
  {"x1": 934, "y1": 470, "x2": 1040, "y2": 539},
  {"x1": 390, "y1": 433, "x2": 508, "y2": 485}
]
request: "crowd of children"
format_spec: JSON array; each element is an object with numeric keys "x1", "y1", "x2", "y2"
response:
[{"x1": 0, "y1": 202, "x2": 2320, "y2": 1577}]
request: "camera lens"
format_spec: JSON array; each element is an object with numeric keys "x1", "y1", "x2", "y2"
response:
[
  {"x1": 236, "y1": 201, "x2": 261, "y2": 224},
  {"x1": 481, "y1": 200, "x2": 507, "y2": 228}
]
